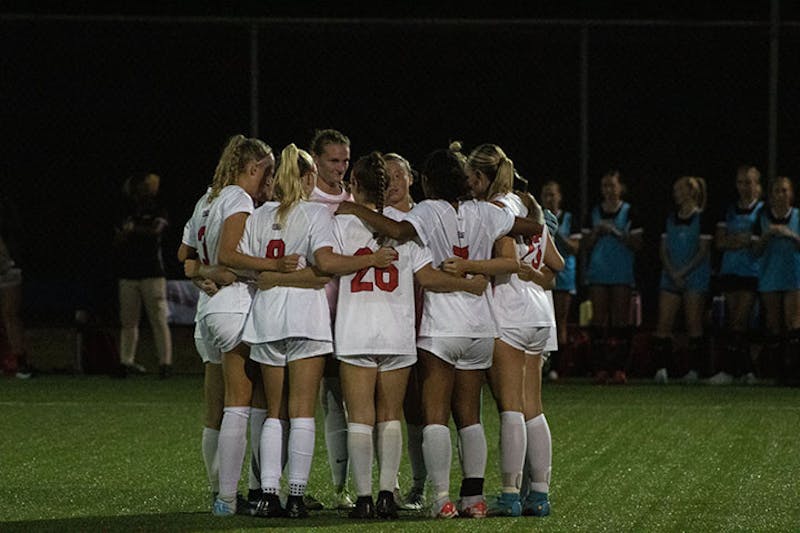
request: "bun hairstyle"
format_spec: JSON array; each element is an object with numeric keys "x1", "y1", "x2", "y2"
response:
[
  {"x1": 209, "y1": 134, "x2": 272, "y2": 202},
  {"x1": 352, "y1": 151, "x2": 387, "y2": 214},
  {"x1": 274, "y1": 143, "x2": 314, "y2": 224},
  {"x1": 421, "y1": 148, "x2": 470, "y2": 203}
]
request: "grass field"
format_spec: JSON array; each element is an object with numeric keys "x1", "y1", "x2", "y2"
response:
[{"x1": 2, "y1": 375, "x2": 799, "y2": 532}]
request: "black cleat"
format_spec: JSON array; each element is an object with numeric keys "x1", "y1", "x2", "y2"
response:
[
  {"x1": 285, "y1": 495, "x2": 308, "y2": 518},
  {"x1": 158, "y1": 364, "x2": 173, "y2": 379},
  {"x1": 236, "y1": 493, "x2": 256, "y2": 516},
  {"x1": 254, "y1": 492, "x2": 284, "y2": 517},
  {"x1": 348, "y1": 496, "x2": 375, "y2": 519},
  {"x1": 376, "y1": 490, "x2": 398, "y2": 519}
]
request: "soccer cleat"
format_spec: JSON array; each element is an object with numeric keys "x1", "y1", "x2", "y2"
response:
[
  {"x1": 547, "y1": 369, "x2": 559, "y2": 381},
  {"x1": 522, "y1": 491, "x2": 551, "y2": 517},
  {"x1": 457, "y1": 497, "x2": 488, "y2": 518},
  {"x1": 158, "y1": 364, "x2": 173, "y2": 379},
  {"x1": 285, "y1": 495, "x2": 308, "y2": 518},
  {"x1": 610, "y1": 370, "x2": 627, "y2": 385},
  {"x1": 708, "y1": 371, "x2": 733, "y2": 385},
  {"x1": 401, "y1": 486, "x2": 425, "y2": 510},
  {"x1": 593, "y1": 370, "x2": 610, "y2": 384},
  {"x1": 122, "y1": 362, "x2": 147, "y2": 375},
  {"x1": 334, "y1": 490, "x2": 355, "y2": 510},
  {"x1": 431, "y1": 499, "x2": 458, "y2": 519},
  {"x1": 376, "y1": 490, "x2": 399, "y2": 519},
  {"x1": 303, "y1": 493, "x2": 324, "y2": 511},
  {"x1": 212, "y1": 496, "x2": 236, "y2": 517},
  {"x1": 741, "y1": 372, "x2": 758, "y2": 385},
  {"x1": 236, "y1": 493, "x2": 256, "y2": 515},
  {"x1": 348, "y1": 495, "x2": 375, "y2": 519},
  {"x1": 254, "y1": 492, "x2": 284, "y2": 518},
  {"x1": 654, "y1": 367, "x2": 668, "y2": 384},
  {"x1": 682, "y1": 370, "x2": 699, "y2": 384},
  {"x1": 487, "y1": 492, "x2": 522, "y2": 517}
]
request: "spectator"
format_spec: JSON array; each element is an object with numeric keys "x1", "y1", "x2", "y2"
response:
[{"x1": 113, "y1": 172, "x2": 172, "y2": 377}]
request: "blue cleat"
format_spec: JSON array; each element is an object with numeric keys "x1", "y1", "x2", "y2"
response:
[
  {"x1": 488, "y1": 492, "x2": 522, "y2": 517},
  {"x1": 522, "y1": 491, "x2": 550, "y2": 517},
  {"x1": 212, "y1": 496, "x2": 237, "y2": 516}
]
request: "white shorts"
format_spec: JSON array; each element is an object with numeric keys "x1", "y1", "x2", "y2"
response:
[
  {"x1": 194, "y1": 323, "x2": 221, "y2": 364},
  {"x1": 417, "y1": 336, "x2": 494, "y2": 370},
  {"x1": 197, "y1": 312, "x2": 247, "y2": 354},
  {"x1": 336, "y1": 353, "x2": 417, "y2": 372},
  {"x1": 500, "y1": 326, "x2": 553, "y2": 356},
  {"x1": 250, "y1": 338, "x2": 332, "y2": 367}
]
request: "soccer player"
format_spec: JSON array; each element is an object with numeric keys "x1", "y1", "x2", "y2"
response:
[
  {"x1": 651, "y1": 177, "x2": 713, "y2": 384},
  {"x1": 334, "y1": 152, "x2": 488, "y2": 519},
  {"x1": 240, "y1": 143, "x2": 396, "y2": 519}
]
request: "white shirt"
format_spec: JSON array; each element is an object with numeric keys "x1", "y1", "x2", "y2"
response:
[
  {"x1": 241, "y1": 201, "x2": 337, "y2": 343},
  {"x1": 309, "y1": 186, "x2": 353, "y2": 215},
  {"x1": 332, "y1": 213, "x2": 431, "y2": 355},
  {"x1": 404, "y1": 199, "x2": 514, "y2": 337},
  {"x1": 186, "y1": 185, "x2": 255, "y2": 320}
]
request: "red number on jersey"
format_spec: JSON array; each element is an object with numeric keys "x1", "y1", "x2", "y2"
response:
[
  {"x1": 197, "y1": 226, "x2": 210, "y2": 265},
  {"x1": 522, "y1": 235, "x2": 544, "y2": 270},
  {"x1": 453, "y1": 245, "x2": 469, "y2": 259},
  {"x1": 265, "y1": 239, "x2": 285, "y2": 259},
  {"x1": 350, "y1": 247, "x2": 399, "y2": 293}
]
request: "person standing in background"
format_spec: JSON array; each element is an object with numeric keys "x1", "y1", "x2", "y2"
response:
[
  {"x1": 113, "y1": 172, "x2": 173, "y2": 378},
  {"x1": 0, "y1": 190, "x2": 33, "y2": 378},
  {"x1": 540, "y1": 180, "x2": 581, "y2": 381}
]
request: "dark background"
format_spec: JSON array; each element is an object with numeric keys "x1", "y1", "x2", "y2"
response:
[{"x1": 2, "y1": 2, "x2": 799, "y2": 326}]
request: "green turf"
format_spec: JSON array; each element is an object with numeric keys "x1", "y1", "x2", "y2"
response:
[{"x1": 1, "y1": 376, "x2": 798, "y2": 532}]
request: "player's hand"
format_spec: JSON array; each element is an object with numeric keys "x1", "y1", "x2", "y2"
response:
[
  {"x1": 335, "y1": 201, "x2": 358, "y2": 216},
  {"x1": 277, "y1": 254, "x2": 302, "y2": 272},
  {"x1": 371, "y1": 246, "x2": 398, "y2": 268},
  {"x1": 198, "y1": 278, "x2": 219, "y2": 296},
  {"x1": 442, "y1": 257, "x2": 467, "y2": 277},
  {"x1": 184, "y1": 259, "x2": 200, "y2": 278},
  {"x1": 466, "y1": 274, "x2": 489, "y2": 295},
  {"x1": 544, "y1": 209, "x2": 559, "y2": 236},
  {"x1": 257, "y1": 271, "x2": 278, "y2": 290},
  {"x1": 518, "y1": 263, "x2": 535, "y2": 282}
]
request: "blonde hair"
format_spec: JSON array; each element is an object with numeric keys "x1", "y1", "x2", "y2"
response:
[
  {"x1": 678, "y1": 176, "x2": 707, "y2": 211},
  {"x1": 275, "y1": 143, "x2": 314, "y2": 224},
  {"x1": 448, "y1": 140, "x2": 468, "y2": 166},
  {"x1": 465, "y1": 143, "x2": 515, "y2": 200},
  {"x1": 209, "y1": 134, "x2": 272, "y2": 202}
]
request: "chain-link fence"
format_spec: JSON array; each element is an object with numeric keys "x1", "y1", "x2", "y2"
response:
[{"x1": 1, "y1": 15, "x2": 799, "y2": 332}]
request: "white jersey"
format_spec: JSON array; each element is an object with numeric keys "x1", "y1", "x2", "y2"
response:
[
  {"x1": 492, "y1": 192, "x2": 554, "y2": 328},
  {"x1": 332, "y1": 213, "x2": 432, "y2": 356},
  {"x1": 185, "y1": 185, "x2": 255, "y2": 320},
  {"x1": 241, "y1": 201, "x2": 337, "y2": 343},
  {"x1": 404, "y1": 199, "x2": 514, "y2": 337},
  {"x1": 383, "y1": 205, "x2": 410, "y2": 222},
  {"x1": 309, "y1": 186, "x2": 353, "y2": 215}
]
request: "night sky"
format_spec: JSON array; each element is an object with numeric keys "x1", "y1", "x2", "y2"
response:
[{"x1": 2, "y1": 2, "x2": 799, "y2": 324}]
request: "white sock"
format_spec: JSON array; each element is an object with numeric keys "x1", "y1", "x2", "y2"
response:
[
  {"x1": 201, "y1": 427, "x2": 220, "y2": 494},
  {"x1": 248, "y1": 407, "x2": 267, "y2": 491},
  {"x1": 457, "y1": 423, "x2": 487, "y2": 479},
  {"x1": 422, "y1": 424, "x2": 451, "y2": 500},
  {"x1": 500, "y1": 411, "x2": 526, "y2": 493},
  {"x1": 217, "y1": 406, "x2": 249, "y2": 502},
  {"x1": 526, "y1": 414, "x2": 552, "y2": 494},
  {"x1": 377, "y1": 420, "x2": 402, "y2": 493},
  {"x1": 347, "y1": 422, "x2": 373, "y2": 497},
  {"x1": 280, "y1": 419, "x2": 290, "y2": 471},
  {"x1": 287, "y1": 417, "x2": 315, "y2": 496},
  {"x1": 406, "y1": 423, "x2": 426, "y2": 490},
  {"x1": 322, "y1": 377, "x2": 349, "y2": 489},
  {"x1": 260, "y1": 418, "x2": 284, "y2": 493}
]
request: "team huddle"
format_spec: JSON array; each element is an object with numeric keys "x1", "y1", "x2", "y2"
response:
[{"x1": 177, "y1": 129, "x2": 560, "y2": 520}]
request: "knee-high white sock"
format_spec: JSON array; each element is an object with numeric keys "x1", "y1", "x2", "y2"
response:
[
  {"x1": 260, "y1": 418, "x2": 285, "y2": 493},
  {"x1": 500, "y1": 411, "x2": 526, "y2": 493},
  {"x1": 201, "y1": 427, "x2": 220, "y2": 494},
  {"x1": 347, "y1": 422, "x2": 374, "y2": 497},
  {"x1": 322, "y1": 377, "x2": 349, "y2": 489},
  {"x1": 218, "y1": 406, "x2": 249, "y2": 502},
  {"x1": 526, "y1": 414, "x2": 552, "y2": 494},
  {"x1": 422, "y1": 424, "x2": 451, "y2": 501},
  {"x1": 377, "y1": 420, "x2": 402, "y2": 493},
  {"x1": 248, "y1": 407, "x2": 267, "y2": 491},
  {"x1": 406, "y1": 423, "x2": 426, "y2": 490},
  {"x1": 457, "y1": 423, "x2": 487, "y2": 479},
  {"x1": 287, "y1": 417, "x2": 316, "y2": 496}
]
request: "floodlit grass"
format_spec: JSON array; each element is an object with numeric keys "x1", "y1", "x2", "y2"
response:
[{"x1": 1, "y1": 376, "x2": 799, "y2": 532}]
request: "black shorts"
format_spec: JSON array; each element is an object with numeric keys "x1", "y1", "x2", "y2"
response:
[{"x1": 715, "y1": 274, "x2": 758, "y2": 293}]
